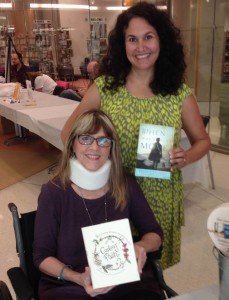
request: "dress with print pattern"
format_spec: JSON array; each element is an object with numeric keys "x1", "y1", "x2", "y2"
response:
[{"x1": 95, "y1": 76, "x2": 192, "y2": 269}]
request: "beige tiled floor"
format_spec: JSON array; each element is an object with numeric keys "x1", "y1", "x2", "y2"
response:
[{"x1": 0, "y1": 150, "x2": 228, "y2": 299}]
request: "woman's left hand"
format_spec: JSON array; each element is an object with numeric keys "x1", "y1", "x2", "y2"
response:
[
  {"x1": 81, "y1": 267, "x2": 115, "y2": 297},
  {"x1": 134, "y1": 244, "x2": 147, "y2": 274},
  {"x1": 169, "y1": 147, "x2": 187, "y2": 170}
]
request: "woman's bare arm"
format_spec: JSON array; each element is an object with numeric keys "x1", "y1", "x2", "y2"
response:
[
  {"x1": 134, "y1": 232, "x2": 162, "y2": 273},
  {"x1": 169, "y1": 94, "x2": 211, "y2": 169},
  {"x1": 61, "y1": 83, "x2": 101, "y2": 143},
  {"x1": 39, "y1": 257, "x2": 114, "y2": 296}
]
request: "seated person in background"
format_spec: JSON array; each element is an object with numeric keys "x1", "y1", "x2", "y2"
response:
[
  {"x1": 77, "y1": 61, "x2": 100, "y2": 97},
  {"x1": 79, "y1": 57, "x2": 90, "y2": 78},
  {"x1": 87, "y1": 60, "x2": 99, "y2": 82},
  {"x1": 33, "y1": 109, "x2": 164, "y2": 300},
  {"x1": 27, "y1": 68, "x2": 81, "y2": 101},
  {"x1": 11, "y1": 52, "x2": 31, "y2": 88}
]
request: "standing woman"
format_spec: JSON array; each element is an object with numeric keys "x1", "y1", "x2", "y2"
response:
[{"x1": 61, "y1": 2, "x2": 210, "y2": 269}]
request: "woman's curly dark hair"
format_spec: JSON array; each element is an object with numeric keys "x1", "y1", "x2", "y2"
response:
[{"x1": 100, "y1": 1, "x2": 186, "y2": 96}]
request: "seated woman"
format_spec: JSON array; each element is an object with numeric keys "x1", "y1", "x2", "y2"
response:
[
  {"x1": 27, "y1": 69, "x2": 81, "y2": 101},
  {"x1": 33, "y1": 109, "x2": 164, "y2": 300}
]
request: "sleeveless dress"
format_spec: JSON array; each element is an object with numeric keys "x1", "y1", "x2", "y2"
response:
[{"x1": 95, "y1": 76, "x2": 192, "y2": 269}]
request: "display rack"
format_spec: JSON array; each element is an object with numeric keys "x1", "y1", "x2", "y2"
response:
[
  {"x1": 0, "y1": 25, "x2": 14, "y2": 73},
  {"x1": 12, "y1": 34, "x2": 35, "y2": 64},
  {"x1": 0, "y1": 35, "x2": 6, "y2": 66},
  {"x1": 0, "y1": 22, "x2": 74, "y2": 81},
  {"x1": 87, "y1": 17, "x2": 107, "y2": 60},
  {"x1": 56, "y1": 28, "x2": 74, "y2": 81},
  {"x1": 222, "y1": 31, "x2": 229, "y2": 82},
  {"x1": 32, "y1": 20, "x2": 55, "y2": 75}
]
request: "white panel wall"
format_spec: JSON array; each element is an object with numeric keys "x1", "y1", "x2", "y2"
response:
[{"x1": 59, "y1": 1, "x2": 122, "y2": 72}]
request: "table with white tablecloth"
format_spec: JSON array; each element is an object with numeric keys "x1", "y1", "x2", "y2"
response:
[
  {"x1": 0, "y1": 91, "x2": 209, "y2": 188},
  {"x1": 0, "y1": 91, "x2": 79, "y2": 133}
]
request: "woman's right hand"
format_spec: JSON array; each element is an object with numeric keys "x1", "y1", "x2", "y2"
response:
[{"x1": 79, "y1": 267, "x2": 115, "y2": 297}]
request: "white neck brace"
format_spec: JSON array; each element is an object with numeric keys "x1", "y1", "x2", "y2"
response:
[{"x1": 69, "y1": 158, "x2": 111, "y2": 190}]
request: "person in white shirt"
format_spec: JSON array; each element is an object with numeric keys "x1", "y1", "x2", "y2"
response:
[
  {"x1": 27, "y1": 70, "x2": 81, "y2": 101},
  {"x1": 32, "y1": 72, "x2": 56, "y2": 94}
]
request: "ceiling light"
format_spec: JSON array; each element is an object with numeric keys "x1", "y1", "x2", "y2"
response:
[
  {"x1": 30, "y1": 4, "x2": 98, "y2": 10},
  {"x1": 157, "y1": 5, "x2": 167, "y2": 10},
  {"x1": 0, "y1": 3, "x2": 12, "y2": 8},
  {"x1": 106, "y1": 6, "x2": 129, "y2": 11}
]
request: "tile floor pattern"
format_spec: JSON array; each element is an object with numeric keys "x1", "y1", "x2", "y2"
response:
[{"x1": 0, "y1": 151, "x2": 228, "y2": 299}]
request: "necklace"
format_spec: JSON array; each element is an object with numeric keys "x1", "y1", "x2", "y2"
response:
[{"x1": 80, "y1": 193, "x2": 107, "y2": 225}]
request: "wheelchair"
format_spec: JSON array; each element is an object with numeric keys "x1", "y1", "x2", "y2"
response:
[{"x1": 0, "y1": 203, "x2": 178, "y2": 300}]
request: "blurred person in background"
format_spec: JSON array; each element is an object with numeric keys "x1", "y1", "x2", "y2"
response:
[
  {"x1": 27, "y1": 68, "x2": 81, "y2": 102},
  {"x1": 11, "y1": 52, "x2": 31, "y2": 88}
]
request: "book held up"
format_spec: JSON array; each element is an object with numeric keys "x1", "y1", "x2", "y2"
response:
[
  {"x1": 81, "y1": 219, "x2": 140, "y2": 289},
  {"x1": 135, "y1": 123, "x2": 175, "y2": 180}
]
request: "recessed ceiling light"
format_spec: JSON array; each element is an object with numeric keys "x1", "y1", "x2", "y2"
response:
[
  {"x1": 30, "y1": 4, "x2": 98, "y2": 10},
  {"x1": 0, "y1": 3, "x2": 12, "y2": 8}
]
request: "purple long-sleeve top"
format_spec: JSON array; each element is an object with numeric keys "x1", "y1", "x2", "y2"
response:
[{"x1": 33, "y1": 175, "x2": 163, "y2": 272}]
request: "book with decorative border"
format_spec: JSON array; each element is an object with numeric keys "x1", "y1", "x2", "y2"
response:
[
  {"x1": 81, "y1": 219, "x2": 140, "y2": 289},
  {"x1": 135, "y1": 124, "x2": 175, "y2": 180}
]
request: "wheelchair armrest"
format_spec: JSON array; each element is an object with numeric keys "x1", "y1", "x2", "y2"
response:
[
  {"x1": 147, "y1": 249, "x2": 162, "y2": 260},
  {"x1": 7, "y1": 267, "x2": 35, "y2": 300},
  {"x1": 147, "y1": 255, "x2": 178, "y2": 298}
]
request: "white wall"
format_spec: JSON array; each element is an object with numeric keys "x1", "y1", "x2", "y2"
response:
[
  {"x1": 171, "y1": 0, "x2": 226, "y2": 118},
  {"x1": 59, "y1": 3, "x2": 122, "y2": 73}
]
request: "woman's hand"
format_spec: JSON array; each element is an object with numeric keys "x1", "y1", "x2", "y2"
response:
[
  {"x1": 134, "y1": 233, "x2": 161, "y2": 273},
  {"x1": 79, "y1": 267, "x2": 115, "y2": 297},
  {"x1": 169, "y1": 147, "x2": 187, "y2": 171},
  {"x1": 134, "y1": 244, "x2": 147, "y2": 274}
]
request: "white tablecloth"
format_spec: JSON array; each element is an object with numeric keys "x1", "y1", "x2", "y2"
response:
[
  {"x1": 181, "y1": 130, "x2": 209, "y2": 188},
  {"x1": 36, "y1": 117, "x2": 68, "y2": 151},
  {"x1": 0, "y1": 91, "x2": 79, "y2": 150}
]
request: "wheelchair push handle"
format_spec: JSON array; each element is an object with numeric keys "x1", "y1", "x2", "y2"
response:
[{"x1": 8, "y1": 202, "x2": 18, "y2": 212}]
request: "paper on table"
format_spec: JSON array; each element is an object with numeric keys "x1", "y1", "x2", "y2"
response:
[{"x1": 81, "y1": 218, "x2": 140, "y2": 289}]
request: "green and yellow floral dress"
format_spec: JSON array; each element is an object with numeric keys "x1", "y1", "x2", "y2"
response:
[{"x1": 95, "y1": 76, "x2": 192, "y2": 269}]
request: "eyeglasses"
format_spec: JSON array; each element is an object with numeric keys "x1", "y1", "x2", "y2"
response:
[{"x1": 77, "y1": 135, "x2": 113, "y2": 147}]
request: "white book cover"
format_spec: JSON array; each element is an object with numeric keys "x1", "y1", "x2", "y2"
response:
[{"x1": 81, "y1": 218, "x2": 140, "y2": 289}]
